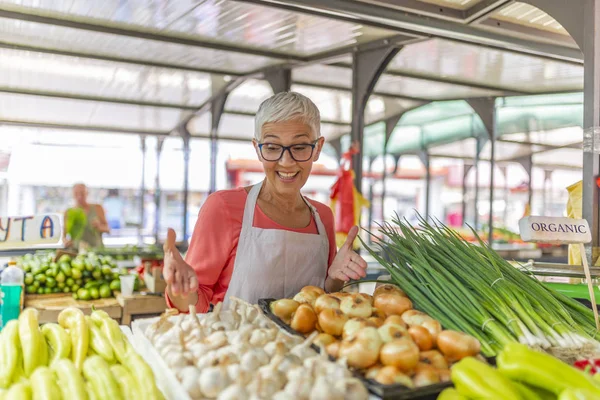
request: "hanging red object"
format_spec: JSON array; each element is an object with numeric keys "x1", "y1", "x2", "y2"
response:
[{"x1": 330, "y1": 142, "x2": 369, "y2": 249}]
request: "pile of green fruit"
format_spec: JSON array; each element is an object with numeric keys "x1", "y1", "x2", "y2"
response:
[{"x1": 17, "y1": 252, "x2": 140, "y2": 300}]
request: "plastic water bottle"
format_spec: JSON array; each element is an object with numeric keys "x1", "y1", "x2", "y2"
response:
[{"x1": 1, "y1": 261, "x2": 24, "y2": 329}]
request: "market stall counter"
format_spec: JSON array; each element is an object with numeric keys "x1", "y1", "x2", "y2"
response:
[{"x1": 24, "y1": 293, "x2": 122, "y2": 324}]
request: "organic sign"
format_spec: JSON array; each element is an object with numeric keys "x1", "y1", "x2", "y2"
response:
[
  {"x1": 519, "y1": 216, "x2": 591, "y2": 244},
  {"x1": 0, "y1": 214, "x2": 62, "y2": 250}
]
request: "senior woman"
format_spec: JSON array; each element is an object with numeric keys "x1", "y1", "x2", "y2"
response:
[{"x1": 164, "y1": 91, "x2": 368, "y2": 312}]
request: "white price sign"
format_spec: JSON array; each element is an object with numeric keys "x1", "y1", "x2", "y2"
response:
[
  {"x1": 0, "y1": 214, "x2": 62, "y2": 250},
  {"x1": 519, "y1": 216, "x2": 591, "y2": 245}
]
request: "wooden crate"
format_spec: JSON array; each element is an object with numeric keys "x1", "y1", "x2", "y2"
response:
[
  {"x1": 143, "y1": 264, "x2": 166, "y2": 293},
  {"x1": 115, "y1": 292, "x2": 166, "y2": 325},
  {"x1": 25, "y1": 294, "x2": 122, "y2": 324}
]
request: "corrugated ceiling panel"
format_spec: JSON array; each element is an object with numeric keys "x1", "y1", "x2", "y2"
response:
[
  {"x1": 0, "y1": 0, "x2": 397, "y2": 56},
  {"x1": 375, "y1": 73, "x2": 503, "y2": 100},
  {"x1": 0, "y1": 92, "x2": 180, "y2": 131},
  {"x1": 429, "y1": 138, "x2": 478, "y2": 158},
  {"x1": 225, "y1": 79, "x2": 273, "y2": 114},
  {"x1": 501, "y1": 126, "x2": 582, "y2": 147},
  {"x1": 0, "y1": 16, "x2": 277, "y2": 73},
  {"x1": 494, "y1": 2, "x2": 568, "y2": 35},
  {"x1": 532, "y1": 148, "x2": 582, "y2": 168},
  {"x1": 417, "y1": 0, "x2": 482, "y2": 10},
  {"x1": 0, "y1": 47, "x2": 212, "y2": 105},
  {"x1": 390, "y1": 39, "x2": 583, "y2": 93},
  {"x1": 479, "y1": 141, "x2": 543, "y2": 161},
  {"x1": 292, "y1": 64, "x2": 352, "y2": 89}
]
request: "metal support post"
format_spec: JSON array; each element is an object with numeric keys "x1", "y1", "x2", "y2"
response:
[
  {"x1": 367, "y1": 158, "x2": 375, "y2": 239},
  {"x1": 419, "y1": 151, "x2": 431, "y2": 219},
  {"x1": 524, "y1": 0, "x2": 599, "y2": 262},
  {"x1": 462, "y1": 163, "x2": 474, "y2": 227},
  {"x1": 500, "y1": 166, "x2": 509, "y2": 227},
  {"x1": 516, "y1": 155, "x2": 534, "y2": 209},
  {"x1": 182, "y1": 128, "x2": 191, "y2": 243},
  {"x1": 265, "y1": 68, "x2": 292, "y2": 93},
  {"x1": 382, "y1": 113, "x2": 404, "y2": 221},
  {"x1": 329, "y1": 137, "x2": 343, "y2": 162},
  {"x1": 139, "y1": 136, "x2": 146, "y2": 244},
  {"x1": 351, "y1": 46, "x2": 401, "y2": 193},
  {"x1": 543, "y1": 169, "x2": 554, "y2": 215},
  {"x1": 209, "y1": 93, "x2": 228, "y2": 194},
  {"x1": 474, "y1": 137, "x2": 487, "y2": 229},
  {"x1": 468, "y1": 98, "x2": 497, "y2": 244},
  {"x1": 154, "y1": 137, "x2": 165, "y2": 244}
]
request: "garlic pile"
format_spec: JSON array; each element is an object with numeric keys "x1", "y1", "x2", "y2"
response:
[{"x1": 144, "y1": 297, "x2": 368, "y2": 400}]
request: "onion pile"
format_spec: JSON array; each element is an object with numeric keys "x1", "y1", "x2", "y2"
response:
[{"x1": 271, "y1": 284, "x2": 483, "y2": 388}]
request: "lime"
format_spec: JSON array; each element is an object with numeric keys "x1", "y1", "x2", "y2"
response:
[
  {"x1": 57, "y1": 282, "x2": 65, "y2": 289},
  {"x1": 35, "y1": 274, "x2": 47, "y2": 284},
  {"x1": 72, "y1": 293, "x2": 79, "y2": 300},
  {"x1": 25, "y1": 285, "x2": 36, "y2": 294},
  {"x1": 32, "y1": 281, "x2": 40, "y2": 289},
  {"x1": 92, "y1": 269, "x2": 102, "y2": 280},
  {"x1": 71, "y1": 268, "x2": 82, "y2": 280},
  {"x1": 82, "y1": 270, "x2": 91, "y2": 279},
  {"x1": 66, "y1": 278, "x2": 75, "y2": 287},
  {"x1": 46, "y1": 277, "x2": 56, "y2": 288},
  {"x1": 58, "y1": 254, "x2": 71, "y2": 264},
  {"x1": 133, "y1": 277, "x2": 140, "y2": 291},
  {"x1": 99, "y1": 284, "x2": 112, "y2": 299},
  {"x1": 89, "y1": 287, "x2": 100, "y2": 300},
  {"x1": 77, "y1": 288, "x2": 91, "y2": 301},
  {"x1": 63, "y1": 287, "x2": 70, "y2": 293},
  {"x1": 109, "y1": 280, "x2": 120, "y2": 291},
  {"x1": 71, "y1": 284, "x2": 80, "y2": 292},
  {"x1": 44, "y1": 287, "x2": 52, "y2": 294},
  {"x1": 84, "y1": 260, "x2": 94, "y2": 272},
  {"x1": 52, "y1": 287, "x2": 61, "y2": 294},
  {"x1": 45, "y1": 268, "x2": 55, "y2": 277},
  {"x1": 75, "y1": 279, "x2": 83, "y2": 286},
  {"x1": 37, "y1": 288, "x2": 45, "y2": 295},
  {"x1": 24, "y1": 273, "x2": 34, "y2": 285},
  {"x1": 56, "y1": 272, "x2": 66, "y2": 283}
]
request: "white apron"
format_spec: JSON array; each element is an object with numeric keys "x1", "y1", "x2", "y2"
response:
[{"x1": 223, "y1": 181, "x2": 329, "y2": 305}]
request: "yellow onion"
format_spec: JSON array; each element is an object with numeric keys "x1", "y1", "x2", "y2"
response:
[
  {"x1": 355, "y1": 293, "x2": 374, "y2": 306},
  {"x1": 401, "y1": 310, "x2": 434, "y2": 326},
  {"x1": 329, "y1": 292, "x2": 352, "y2": 301},
  {"x1": 374, "y1": 284, "x2": 407, "y2": 299},
  {"x1": 301, "y1": 285, "x2": 325, "y2": 296},
  {"x1": 408, "y1": 326, "x2": 434, "y2": 351},
  {"x1": 374, "y1": 294, "x2": 412, "y2": 317},
  {"x1": 379, "y1": 338, "x2": 419, "y2": 372},
  {"x1": 340, "y1": 296, "x2": 373, "y2": 318},
  {"x1": 326, "y1": 341, "x2": 341, "y2": 358},
  {"x1": 318, "y1": 308, "x2": 348, "y2": 337},
  {"x1": 314, "y1": 294, "x2": 341, "y2": 314},
  {"x1": 383, "y1": 315, "x2": 407, "y2": 328},
  {"x1": 270, "y1": 299, "x2": 300, "y2": 324},
  {"x1": 367, "y1": 316, "x2": 385, "y2": 328},
  {"x1": 437, "y1": 368, "x2": 451, "y2": 383},
  {"x1": 338, "y1": 327, "x2": 382, "y2": 369},
  {"x1": 413, "y1": 363, "x2": 440, "y2": 387},
  {"x1": 314, "y1": 333, "x2": 337, "y2": 348},
  {"x1": 365, "y1": 364, "x2": 383, "y2": 380},
  {"x1": 293, "y1": 291, "x2": 320, "y2": 307},
  {"x1": 422, "y1": 319, "x2": 442, "y2": 342},
  {"x1": 377, "y1": 323, "x2": 408, "y2": 343},
  {"x1": 437, "y1": 330, "x2": 480, "y2": 362},
  {"x1": 419, "y1": 350, "x2": 448, "y2": 370},
  {"x1": 372, "y1": 308, "x2": 386, "y2": 320},
  {"x1": 343, "y1": 318, "x2": 378, "y2": 339},
  {"x1": 374, "y1": 366, "x2": 413, "y2": 387},
  {"x1": 290, "y1": 304, "x2": 317, "y2": 334}
]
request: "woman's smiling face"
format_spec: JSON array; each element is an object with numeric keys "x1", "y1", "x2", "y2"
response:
[{"x1": 254, "y1": 119, "x2": 324, "y2": 196}]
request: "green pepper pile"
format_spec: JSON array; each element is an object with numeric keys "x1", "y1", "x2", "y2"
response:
[
  {"x1": 17, "y1": 253, "x2": 139, "y2": 300},
  {"x1": 0, "y1": 307, "x2": 164, "y2": 400},
  {"x1": 439, "y1": 343, "x2": 600, "y2": 399}
]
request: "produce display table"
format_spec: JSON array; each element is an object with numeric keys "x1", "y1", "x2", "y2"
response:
[
  {"x1": 24, "y1": 293, "x2": 122, "y2": 323},
  {"x1": 115, "y1": 291, "x2": 166, "y2": 325}
]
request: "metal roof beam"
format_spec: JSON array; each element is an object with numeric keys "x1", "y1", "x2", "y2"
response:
[
  {"x1": 0, "y1": 40, "x2": 246, "y2": 76},
  {"x1": 464, "y1": 0, "x2": 514, "y2": 24},
  {"x1": 292, "y1": 80, "x2": 430, "y2": 102},
  {"x1": 224, "y1": 109, "x2": 348, "y2": 126},
  {"x1": 241, "y1": 0, "x2": 583, "y2": 64},
  {"x1": 0, "y1": 119, "x2": 169, "y2": 136},
  {"x1": 0, "y1": 7, "x2": 301, "y2": 61},
  {"x1": 329, "y1": 62, "x2": 526, "y2": 94}
]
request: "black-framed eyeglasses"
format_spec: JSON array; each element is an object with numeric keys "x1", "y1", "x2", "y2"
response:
[{"x1": 257, "y1": 140, "x2": 319, "y2": 162}]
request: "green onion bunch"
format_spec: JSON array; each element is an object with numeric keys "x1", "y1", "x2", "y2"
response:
[{"x1": 363, "y1": 213, "x2": 599, "y2": 357}]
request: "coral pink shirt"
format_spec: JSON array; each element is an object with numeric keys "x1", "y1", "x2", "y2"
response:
[{"x1": 166, "y1": 187, "x2": 337, "y2": 313}]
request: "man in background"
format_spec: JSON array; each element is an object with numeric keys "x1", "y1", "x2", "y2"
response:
[
  {"x1": 64, "y1": 183, "x2": 109, "y2": 249},
  {"x1": 103, "y1": 189, "x2": 125, "y2": 230}
]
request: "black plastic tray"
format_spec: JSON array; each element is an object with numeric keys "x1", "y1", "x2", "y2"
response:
[{"x1": 258, "y1": 298, "x2": 452, "y2": 400}]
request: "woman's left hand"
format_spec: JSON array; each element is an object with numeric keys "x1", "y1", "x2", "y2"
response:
[{"x1": 329, "y1": 226, "x2": 368, "y2": 281}]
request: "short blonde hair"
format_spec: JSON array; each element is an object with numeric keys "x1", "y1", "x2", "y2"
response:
[{"x1": 254, "y1": 91, "x2": 321, "y2": 140}]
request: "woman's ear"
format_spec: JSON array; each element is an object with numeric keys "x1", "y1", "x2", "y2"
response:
[
  {"x1": 252, "y1": 139, "x2": 262, "y2": 160},
  {"x1": 313, "y1": 137, "x2": 325, "y2": 161}
]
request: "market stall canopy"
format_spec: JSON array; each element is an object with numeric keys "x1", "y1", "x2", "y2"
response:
[{"x1": 0, "y1": 0, "x2": 586, "y2": 150}]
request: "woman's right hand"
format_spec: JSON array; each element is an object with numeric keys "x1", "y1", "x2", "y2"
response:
[{"x1": 163, "y1": 228, "x2": 199, "y2": 298}]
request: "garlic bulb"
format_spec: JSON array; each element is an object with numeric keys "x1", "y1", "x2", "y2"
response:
[
  {"x1": 338, "y1": 378, "x2": 369, "y2": 400},
  {"x1": 199, "y1": 366, "x2": 230, "y2": 398},
  {"x1": 177, "y1": 366, "x2": 202, "y2": 399},
  {"x1": 309, "y1": 376, "x2": 344, "y2": 400},
  {"x1": 272, "y1": 391, "x2": 297, "y2": 400},
  {"x1": 216, "y1": 384, "x2": 248, "y2": 400}
]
